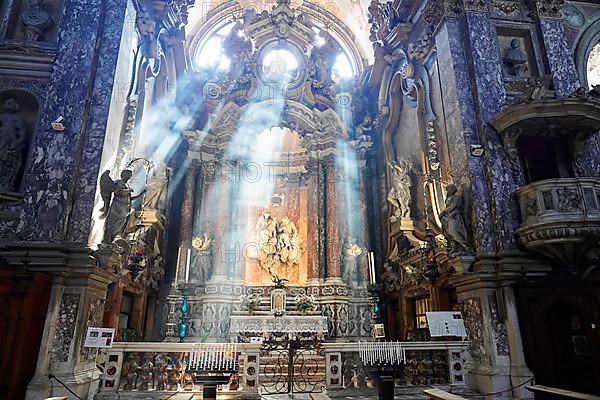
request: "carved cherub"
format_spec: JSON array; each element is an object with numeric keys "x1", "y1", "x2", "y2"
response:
[{"x1": 511, "y1": 74, "x2": 553, "y2": 104}]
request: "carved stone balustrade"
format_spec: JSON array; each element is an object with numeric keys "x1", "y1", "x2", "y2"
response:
[
  {"x1": 515, "y1": 177, "x2": 600, "y2": 268},
  {"x1": 95, "y1": 340, "x2": 469, "y2": 398}
]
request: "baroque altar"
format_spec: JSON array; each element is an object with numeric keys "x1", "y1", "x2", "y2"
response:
[{"x1": 164, "y1": 0, "x2": 376, "y2": 343}]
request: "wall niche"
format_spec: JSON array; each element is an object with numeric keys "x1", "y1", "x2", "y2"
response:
[
  {"x1": 4, "y1": 0, "x2": 63, "y2": 43},
  {"x1": 0, "y1": 90, "x2": 39, "y2": 194},
  {"x1": 496, "y1": 28, "x2": 539, "y2": 79}
]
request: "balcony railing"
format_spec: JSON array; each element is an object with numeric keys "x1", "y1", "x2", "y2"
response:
[
  {"x1": 95, "y1": 341, "x2": 469, "y2": 398},
  {"x1": 515, "y1": 177, "x2": 600, "y2": 266}
]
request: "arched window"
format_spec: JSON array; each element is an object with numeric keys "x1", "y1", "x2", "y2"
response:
[
  {"x1": 587, "y1": 40, "x2": 600, "y2": 88},
  {"x1": 193, "y1": 22, "x2": 235, "y2": 71}
]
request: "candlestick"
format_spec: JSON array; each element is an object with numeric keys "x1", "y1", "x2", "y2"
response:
[{"x1": 185, "y1": 248, "x2": 191, "y2": 283}]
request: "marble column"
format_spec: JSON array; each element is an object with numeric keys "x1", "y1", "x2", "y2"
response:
[
  {"x1": 436, "y1": 16, "x2": 497, "y2": 255},
  {"x1": 533, "y1": 1, "x2": 580, "y2": 97},
  {"x1": 212, "y1": 160, "x2": 234, "y2": 278},
  {"x1": 306, "y1": 159, "x2": 321, "y2": 283},
  {"x1": 502, "y1": 285, "x2": 534, "y2": 399},
  {"x1": 357, "y1": 162, "x2": 370, "y2": 285},
  {"x1": 26, "y1": 267, "x2": 115, "y2": 400},
  {"x1": 324, "y1": 156, "x2": 342, "y2": 283},
  {"x1": 465, "y1": 10, "x2": 521, "y2": 252},
  {"x1": 175, "y1": 162, "x2": 198, "y2": 285}
]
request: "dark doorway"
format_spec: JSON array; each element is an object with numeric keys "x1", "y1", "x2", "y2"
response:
[
  {"x1": 0, "y1": 271, "x2": 52, "y2": 400},
  {"x1": 516, "y1": 281, "x2": 600, "y2": 395}
]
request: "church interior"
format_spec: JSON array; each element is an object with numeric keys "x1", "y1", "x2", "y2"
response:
[{"x1": 0, "y1": 0, "x2": 599, "y2": 399}]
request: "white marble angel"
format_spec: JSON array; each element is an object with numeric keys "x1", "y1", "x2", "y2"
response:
[
  {"x1": 100, "y1": 169, "x2": 144, "y2": 244},
  {"x1": 387, "y1": 158, "x2": 413, "y2": 222}
]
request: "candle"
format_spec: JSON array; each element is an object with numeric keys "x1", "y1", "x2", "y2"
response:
[
  {"x1": 370, "y1": 252, "x2": 376, "y2": 284},
  {"x1": 185, "y1": 248, "x2": 191, "y2": 283},
  {"x1": 174, "y1": 246, "x2": 182, "y2": 284}
]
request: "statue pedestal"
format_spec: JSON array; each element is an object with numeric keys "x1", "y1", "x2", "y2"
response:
[
  {"x1": 92, "y1": 244, "x2": 127, "y2": 273},
  {"x1": 447, "y1": 255, "x2": 476, "y2": 274}
]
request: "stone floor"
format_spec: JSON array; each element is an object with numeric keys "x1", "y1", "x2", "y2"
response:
[{"x1": 152, "y1": 385, "x2": 479, "y2": 400}]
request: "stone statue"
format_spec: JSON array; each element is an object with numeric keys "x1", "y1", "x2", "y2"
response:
[
  {"x1": 256, "y1": 211, "x2": 278, "y2": 270},
  {"x1": 254, "y1": 211, "x2": 302, "y2": 271},
  {"x1": 309, "y1": 31, "x2": 340, "y2": 95},
  {"x1": 276, "y1": 216, "x2": 301, "y2": 265},
  {"x1": 382, "y1": 262, "x2": 401, "y2": 293},
  {"x1": 143, "y1": 168, "x2": 168, "y2": 210},
  {"x1": 20, "y1": 0, "x2": 53, "y2": 41},
  {"x1": 439, "y1": 184, "x2": 471, "y2": 255},
  {"x1": 355, "y1": 115, "x2": 373, "y2": 140},
  {"x1": 342, "y1": 237, "x2": 362, "y2": 284},
  {"x1": 387, "y1": 158, "x2": 413, "y2": 222},
  {"x1": 136, "y1": 11, "x2": 157, "y2": 58},
  {"x1": 191, "y1": 233, "x2": 213, "y2": 282},
  {"x1": 503, "y1": 39, "x2": 528, "y2": 77},
  {"x1": 223, "y1": 20, "x2": 252, "y2": 84},
  {"x1": 0, "y1": 98, "x2": 27, "y2": 192},
  {"x1": 100, "y1": 169, "x2": 144, "y2": 244}
]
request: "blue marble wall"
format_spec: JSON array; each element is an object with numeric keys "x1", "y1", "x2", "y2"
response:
[
  {"x1": 436, "y1": 18, "x2": 496, "y2": 255},
  {"x1": 0, "y1": 0, "x2": 127, "y2": 243},
  {"x1": 465, "y1": 11, "x2": 521, "y2": 252},
  {"x1": 65, "y1": 0, "x2": 128, "y2": 244},
  {"x1": 540, "y1": 19, "x2": 580, "y2": 97}
]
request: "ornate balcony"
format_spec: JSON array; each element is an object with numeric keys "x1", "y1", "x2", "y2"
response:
[{"x1": 515, "y1": 177, "x2": 600, "y2": 268}]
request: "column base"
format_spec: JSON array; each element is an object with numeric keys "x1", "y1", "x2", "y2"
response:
[
  {"x1": 324, "y1": 277, "x2": 345, "y2": 286},
  {"x1": 467, "y1": 365, "x2": 533, "y2": 399},
  {"x1": 27, "y1": 368, "x2": 101, "y2": 400}
]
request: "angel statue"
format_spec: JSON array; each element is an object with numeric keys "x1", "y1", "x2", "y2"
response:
[
  {"x1": 191, "y1": 233, "x2": 214, "y2": 282},
  {"x1": 439, "y1": 184, "x2": 471, "y2": 255},
  {"x1": 143, "y1": 168, "x2": 168, "y2": 211},
  {"x1": 100, "y1": 169, "x2": 145, "y2": 244},
  {"x1": 342, "y1": 237, "x2": 363, "y2": 284},
  {"x1": 387, "y1": 158, "x2": 413, "y2": 222}
]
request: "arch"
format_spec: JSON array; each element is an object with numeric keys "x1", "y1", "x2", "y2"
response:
[
  {"x1": 574, "y1": 13, "x2": 600, "y2": 88},
  {"x1": 206, "y1": 99, "x2": 349, "y2": 145}
]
